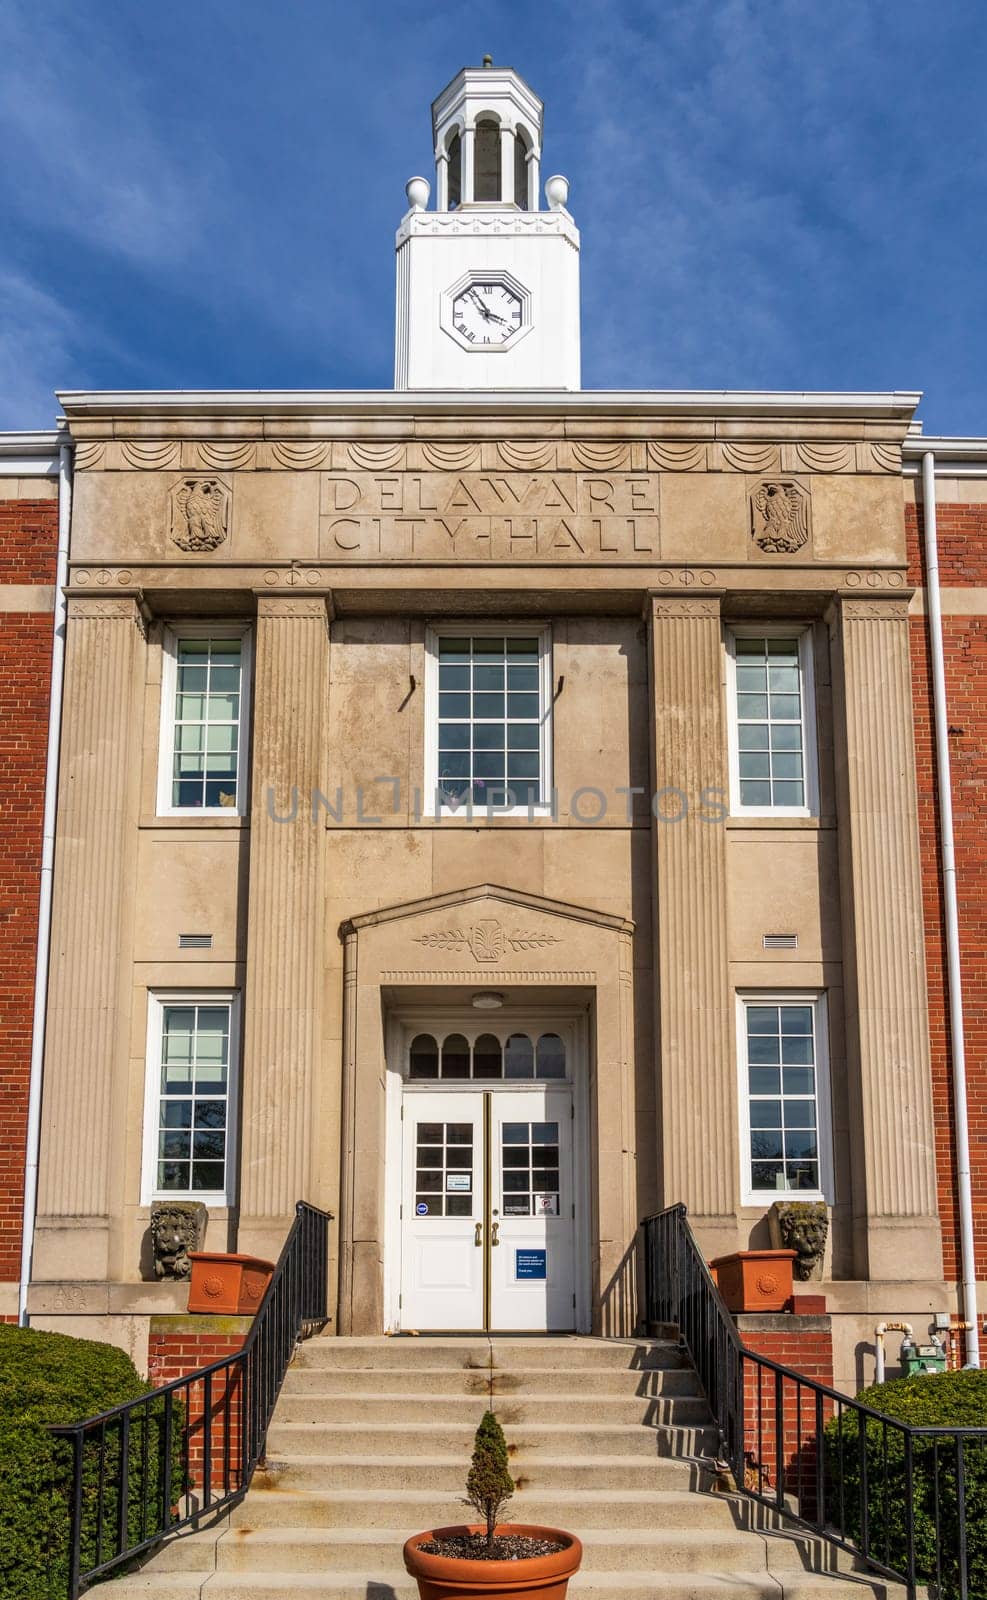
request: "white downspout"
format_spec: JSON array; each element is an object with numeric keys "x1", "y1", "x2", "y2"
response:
[
  {"x1": 922, "y1": 449, "x2": 981, "y2": 1366},
  {"x1": 17, "y1": 438, "x2": 71, "y2": 1326}
]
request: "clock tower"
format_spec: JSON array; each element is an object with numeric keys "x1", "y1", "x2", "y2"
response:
[{"x1": 394, "y1": 61, "x2": 580, "y2": 390}]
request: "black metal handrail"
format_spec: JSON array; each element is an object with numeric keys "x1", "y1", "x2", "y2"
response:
[
  {"x1": 48, "y1": 1200, "x2": 331, "y2": 1598},
  {"x1": 643, "y1": 1203, "x2": 985, "y2": 1600}
]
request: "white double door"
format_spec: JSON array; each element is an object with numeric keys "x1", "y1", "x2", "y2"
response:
[{"x1": 400, "y1": 1086, "x2": 576, "y2": 1332}]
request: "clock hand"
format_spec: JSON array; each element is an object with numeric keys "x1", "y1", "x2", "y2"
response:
[{"x1": 466, "y1": 288, "x2": 491, "y2": 317}]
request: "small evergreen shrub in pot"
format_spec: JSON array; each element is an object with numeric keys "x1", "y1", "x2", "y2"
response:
[
  {"x1": 823, "y1": 1369, "x2": 987, "y2": 1599},
  {"x1": 404, "y1": 1409, "x2": 582, "y2": 1600},
  {"x1": 0, "y1": 1325, "x2": 184, "y2": 1600}
]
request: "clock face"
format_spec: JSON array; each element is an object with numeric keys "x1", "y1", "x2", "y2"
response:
[{"x1": 451, "y1": 280, "x2": 524, "y2": 346}]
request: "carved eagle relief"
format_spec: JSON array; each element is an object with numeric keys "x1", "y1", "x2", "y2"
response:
[
  {"x1": 170, "y1": 477, "x2": 230, "y2": 552},
  {"x1": 750, "y1": 481, "x2": 809, "y2": 554}
]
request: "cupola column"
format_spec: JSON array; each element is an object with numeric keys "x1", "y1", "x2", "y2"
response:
[
  {"x1": 527, "y1": 148, "x2": 540, "y2": 210},
  {"x1": 500, "y1": 124, "x2": 515, "y2": 203},
  {"x1": 461, "y1": 124, "x2": 475, "y2": 203}
]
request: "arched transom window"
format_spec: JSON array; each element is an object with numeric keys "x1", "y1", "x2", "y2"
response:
[{"x1": 407, "y1": 1029, "x2": 567, "y2": 1081}]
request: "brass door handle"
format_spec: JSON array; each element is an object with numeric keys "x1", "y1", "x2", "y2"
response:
[
  {"x1": 491, "y1": 1221, "x2": 500, "y2": 1246},
  {"x1": 474, "y1": 1222, "x2": 482, "y2": 1247}
]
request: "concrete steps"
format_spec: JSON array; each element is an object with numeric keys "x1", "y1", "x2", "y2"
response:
[{"x1": 100, "y1": 1335, "x2": 905, "y2": 1600}]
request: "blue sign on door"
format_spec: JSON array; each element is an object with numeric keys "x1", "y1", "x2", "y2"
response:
[{"x1": 515, "y1": 1248, "x2": 547, "y2": 1280}]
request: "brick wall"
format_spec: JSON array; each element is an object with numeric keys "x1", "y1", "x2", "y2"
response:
[
  {"x1": 0, "y1": 497, "x2": 56, "y2": 1283},
  {"x1": 147, "y1": 1318, "x2": 251, "y2": 1491},
  {"x1": 735, "y1": 1314, "x2": 834, "y2": 1514},
  {"x1": 907, "y1": 500, "x2": 987, "y2": 1281}
]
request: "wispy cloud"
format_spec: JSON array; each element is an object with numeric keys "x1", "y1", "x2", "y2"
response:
[{"x1": 0, "y1": 272, "x2": 81, "y2": 428}]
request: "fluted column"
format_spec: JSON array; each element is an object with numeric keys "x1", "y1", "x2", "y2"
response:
[
  {"x1": 831, "y1": 595, "x2": 942, "y2": 1278},
  {"x1": 238, "y1": 594, "x2": 331, "y2": 1260},
  {"x1": 648, "y1": 595, "x2": 738, "y2": 1253},
  {"x1": 35, "y1": 594, "x2": 145, "y2": 1281}
]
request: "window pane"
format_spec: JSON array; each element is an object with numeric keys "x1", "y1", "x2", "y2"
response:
[
  {"x1": 504, "y1": 1033, "x2": 534, "y2": 1078},
  {"x1": 733, "y1": 635, "x2": 808, "y2": 812},
  {"x1": 473, "y1": 1034, "x2": 503, "y2": 1080},
  {"x1": 746, "y1": 1001, "x2": 822, "y2": 1196},
  {"x1": 536, "y1": 1034, "x2": 566, "y2": 1078},
  {"x1": 441, "y1": 1033, "x2": 470, "y2": 1079},
  {"x1": 409, "y1": 1035, "x2": 439, "y2": 1079},
  {"x1": 433, "y1": 634, "x2": 546, "y2": 809},
  {"x1": 171, "y1": 638, "x2": 243, "y2": 810}
]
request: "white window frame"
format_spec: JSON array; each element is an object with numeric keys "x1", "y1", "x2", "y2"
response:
[
  {"x1": 725, "y1": 623, "x2": 818, "y2": 818},
  {"x1": 157, "y1": 623, "x2": 252, "y2": 817},
  {"x1": 736, "y1": 991, "x2": 833, "y2": 1207},
  {"x1": 141, "y1": 991, "x2": 241, "y2": 1206},
  {"x1": 423, "y1": 622, "x2": 553, "y2": 818}
]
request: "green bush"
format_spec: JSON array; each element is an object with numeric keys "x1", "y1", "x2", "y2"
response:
[
  {"x1": 823, "y1": 1368, "x2": 987, "y2": 1598},
  {"x1": 0, "y1": 1325, "x2": 183, "y2": 1600}
]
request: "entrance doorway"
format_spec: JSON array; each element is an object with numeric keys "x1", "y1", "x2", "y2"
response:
[{"x1": 389, "y1": 1013, "x2": 587, "y2": 1332}]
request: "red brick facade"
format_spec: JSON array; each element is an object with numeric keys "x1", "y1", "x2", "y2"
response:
[
  {"x1": 0, "y1": 498, "x2": 56, "y2": 1284},
  {"x1": 736, "y1": 1314, "x2": 835, "y2": 1511},
  {"x1": 907, "y1": 499, "x2": 987, "y2": 1281},
  {"x1": 147, "y1": 1319, "x2": 250, "y2": 1490}
]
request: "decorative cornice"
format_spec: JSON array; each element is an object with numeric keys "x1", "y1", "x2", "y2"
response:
[
  {"x1": 72, "y1": 436, "x2": 905, "y2": 475},
  {"x1": 396, "y1": 209, "x2": 579, "y2": 247}
]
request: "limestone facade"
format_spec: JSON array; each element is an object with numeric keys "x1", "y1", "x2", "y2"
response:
[{"x1": 27, "y1": 392, "x2": 950, "y2": 1386}]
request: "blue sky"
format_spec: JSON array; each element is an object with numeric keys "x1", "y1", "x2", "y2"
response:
[{"x1": 1, "y1": 0, "x2": 985, "y2": 434}]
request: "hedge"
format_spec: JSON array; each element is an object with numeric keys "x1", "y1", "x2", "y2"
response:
[
  {"x1": 823, "y1": 1369, "x2": 987, "y2": 1599},
  {"x1": 0, "y1": 1325, "x2": 184, "y2": 1600}
]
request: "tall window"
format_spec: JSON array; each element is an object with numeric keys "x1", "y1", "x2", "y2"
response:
[
  {"x1": 738, "y1": 995, "x2": 831, "y2": 1204},
  {"x1": 424, "y1": 625, "x2": 552, "y2": 814},
  {"x1": 142, "y1": 995, "x2": 240, "y2": 1203},
  {"x1": 158, "y1": 626, "x2": 251, "y2": 815},
  {"x1": 726, "y1": 627, "x2": 816, "y2": 816}
]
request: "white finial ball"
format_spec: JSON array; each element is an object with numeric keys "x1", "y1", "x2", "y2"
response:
[
  {"x1": 406, "y1": 176, "x2": 430, "y2": 212},
  {"x1": 545, "y1": 173, "x2": 569, "y2": 211}
]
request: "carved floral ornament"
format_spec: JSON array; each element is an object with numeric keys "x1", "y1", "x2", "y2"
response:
[
  {"x1": 75, "y1": 438, "x2": 904, "y2": 474},
  {"x1": 414, "y1": 918, "x2": 561, "y2": 964}
]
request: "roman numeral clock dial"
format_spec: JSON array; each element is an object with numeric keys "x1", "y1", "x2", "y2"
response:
[{"x1": 445, "y1": 276, "x2": 528, "y2": 350}]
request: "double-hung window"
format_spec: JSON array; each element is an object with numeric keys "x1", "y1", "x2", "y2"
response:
[
  {"x1": 142, "y1": 994, "x2": 240, "y2": 1204},
  {"x1": 424, "y1": 624, "x2": 552, "y2": 815},
  {"x1": 725, "y1": 626, "x2": 816, "y2": 816},
  {"x1": 158, "y1": 626, "x2": 252, "y2": 816},
  {"x1": 737, "y1": 994, "x2": 832, "y2": 1204}
]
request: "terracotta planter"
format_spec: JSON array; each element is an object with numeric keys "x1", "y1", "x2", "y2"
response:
[
  {"x1": 404, "y1": 1524, "x2": 582, "y2": 1600},
  {"x1": 187, "y1": 1252, "x2": 274, "y2": 1315},
  {"x1": 708, "y1": 1249, "x2": 796, "y2": 1313}
]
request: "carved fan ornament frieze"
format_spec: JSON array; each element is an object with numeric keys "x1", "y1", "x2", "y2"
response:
[
  {"x1": 414, "y1": 917, "x2": 562, "y2": 964},
  {"x1": 73, "y1": 437, "x2": 903, "y2": 475},
  {"x1": 750, "y1": 481, "x2": 810, "y2": 555},
  {"x1": 169, "y1": 477, "x2": 230, "y2": 552}
]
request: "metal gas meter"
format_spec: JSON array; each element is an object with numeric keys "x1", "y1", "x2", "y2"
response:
[{"x1": 899, "y1": 1334, "x2": 947, "y2": 1376}]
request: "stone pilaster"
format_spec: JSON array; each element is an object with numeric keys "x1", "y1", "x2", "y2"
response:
[
  {"x1": 35, "y1": 594, "x2": 146, "y2": 1281},
  {"x1": 831, "y1": 595, "x2": 942, "y2": 1279},
  {"x1": 647, "y1": 595, "x2": 738, "y2": 1252},
  {"x1": 238, "y1": 594, "x2": 331, "y2": 1261}
]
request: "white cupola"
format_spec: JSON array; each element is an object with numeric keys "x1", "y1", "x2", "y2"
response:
[{"x1": 394, "y1": 60, "x2": 580, "y2": 390}]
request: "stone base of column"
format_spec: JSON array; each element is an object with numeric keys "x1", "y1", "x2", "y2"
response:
[
  {"x1": 235, "y1": 1215, "x2": 296, "y2": 1267},
  {"x1": 32, "y1": 1216, "x2": 111, "y2": 1281},
  {"x1": 853, "y1": 1214, "x2": 944, "y2": 1282}
]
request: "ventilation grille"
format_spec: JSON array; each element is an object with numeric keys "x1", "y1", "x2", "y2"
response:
[
  {"x1": 763, "y1": 933, "x2": 798, "y2": 950},
  {"x1": 178, "y1": 933, "x2": 212, "y2": 950}
]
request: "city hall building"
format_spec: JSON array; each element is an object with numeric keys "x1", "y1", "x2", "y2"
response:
[{"x1": 2, "y1": 66, "x2": 984, "y2": 1395}]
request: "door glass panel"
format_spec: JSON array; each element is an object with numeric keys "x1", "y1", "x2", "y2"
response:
[
  {"x1": 500, "y1": 1120, "x2": 560, "y2": 1217},
  {"x1": 415, "y1": 1121, "x2": 475, "y2": 1218}
]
